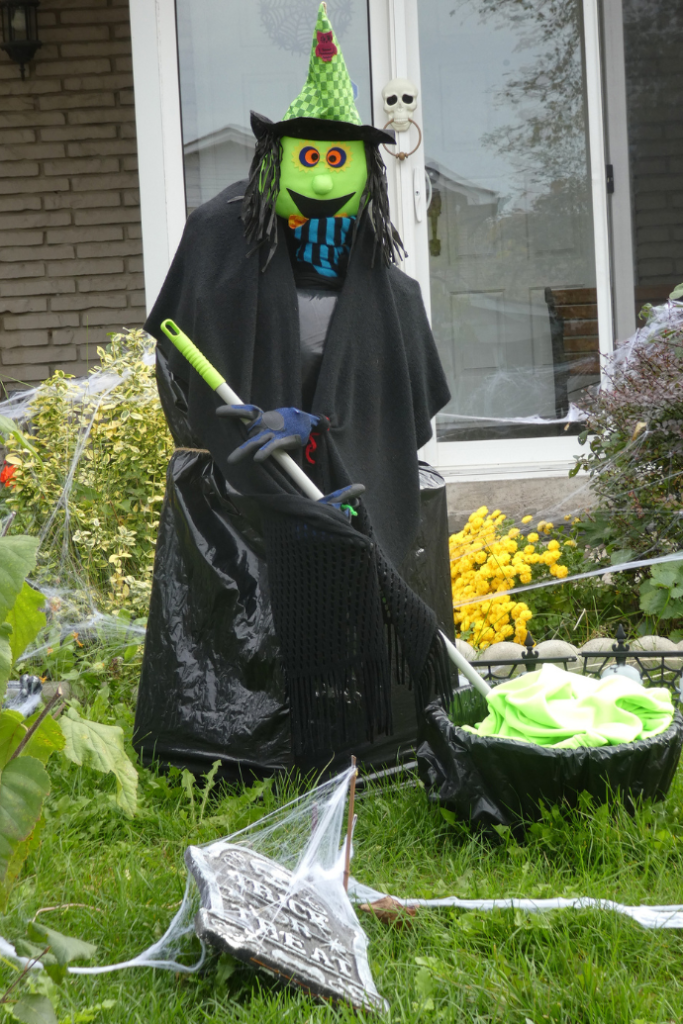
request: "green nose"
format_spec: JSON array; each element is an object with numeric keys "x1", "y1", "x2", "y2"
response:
[{"x1": 311, "y1": 173, "x2": 334, "y2": 195}]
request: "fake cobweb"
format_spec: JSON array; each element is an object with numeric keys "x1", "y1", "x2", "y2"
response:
[
  {"x1": 0, "y1": 331, "x2": 158, "y2": 672},
  {"x1": 65, "y1": 765, "x2": 365, "y2": 980},
  {"x1": 4, "y1": 765, "x2": 389, "y2": 1013},
  {"x1": 0, "y1": 300, "x2": 682, "y2": 676}
]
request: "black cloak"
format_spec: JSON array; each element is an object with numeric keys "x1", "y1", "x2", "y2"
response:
[
  {"x1": 134, "y1": 181, "x2": 452, "y2": 777},
  {"x1": 143, "y1": 180, "x2": 450, "y2": 568}
]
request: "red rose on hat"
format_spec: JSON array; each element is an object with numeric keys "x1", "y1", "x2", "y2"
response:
[{"x1": 315, "y1": 30, "x2": 337, "y2": 62}]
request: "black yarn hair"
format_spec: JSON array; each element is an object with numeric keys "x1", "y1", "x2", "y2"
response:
[
  {"x1": 354, "y1": 142, "x2": 406, "y2": 268},
  {"x1": 241, "y1": 131, "x2": 283, "y2": 271},
  {"x1": 241, "y1": 135, "x2": 405, "y2": 271}
]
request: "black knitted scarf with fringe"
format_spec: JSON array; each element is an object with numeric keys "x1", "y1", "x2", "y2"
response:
[{"x1": 243, "y1": 493, "x2": 452, "y2": 757}]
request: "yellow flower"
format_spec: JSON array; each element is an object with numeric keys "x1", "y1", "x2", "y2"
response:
[
  {"x1": 521, "y1": 515, "x2": 533, "y2": 524},
  {"x1": 564, "y1": 539, "x2": 577, "y2": 547},
  {"x1": 537, "y1": 520, "x2": 546, "y2": 530},
  {"x1": 550, "y1": 564, "x2": 569, "y2": 578},
  {"x1": 451, "y1": 509, "x2": 569, "y2": 649}
]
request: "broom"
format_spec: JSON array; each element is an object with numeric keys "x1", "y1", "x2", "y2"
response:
[{"x1": 159, "y1": 318, "x2": 490, "y2": 699}]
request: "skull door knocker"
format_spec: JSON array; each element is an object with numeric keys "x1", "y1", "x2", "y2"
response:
[{"x1": 381, "y1": 77, "x2": 422, "y2": 161}]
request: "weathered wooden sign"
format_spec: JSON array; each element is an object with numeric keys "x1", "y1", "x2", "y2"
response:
[{"x1": 185, "y1": 843, "x2": 386, "y2": 1011}]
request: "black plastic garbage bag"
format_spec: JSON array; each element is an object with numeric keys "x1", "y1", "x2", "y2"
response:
[
  {"x1": 133, "y1": 448, "x2": 453, "y2": 780},
  {"x1": 417, "y1": 687, "x2": 683, "y2": 833}
]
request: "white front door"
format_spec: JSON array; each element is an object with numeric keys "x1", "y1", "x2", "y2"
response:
[
  {"x1": 370, "y1": 0, "x2": 613, "y2": 478},
  {"x1": 131, "y1": 0, "x2": 614, "y2": 482}
]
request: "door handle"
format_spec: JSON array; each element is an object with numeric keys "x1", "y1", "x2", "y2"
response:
[{"x1": 414, "y1": 167, "x2": 424, "y2": 222}]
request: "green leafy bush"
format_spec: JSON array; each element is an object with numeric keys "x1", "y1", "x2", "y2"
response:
[{"x1": 0, "y1": 330, "x2": 174, "y2": 618}]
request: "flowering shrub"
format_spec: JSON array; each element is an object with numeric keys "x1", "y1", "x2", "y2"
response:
[
  {"x1": 573, "y1": 298, "x2": 683, "y2": 560},
  {"x1": 0, "y1": 329, "x2": 173, "y2": 617},
  {"x1": 449, "y1": 506, "x2": 570, "y2": 649}
]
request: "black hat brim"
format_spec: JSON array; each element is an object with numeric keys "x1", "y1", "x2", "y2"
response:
[{"x1": 250, "y1": 111, "x2": 395, "y2": 147}]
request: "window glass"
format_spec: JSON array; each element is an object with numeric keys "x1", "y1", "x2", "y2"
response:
[
  {"x1": 175, "y1": 0, "x2": 372, "y2": 213},
  {"x1": 419, "y1": 0, "x2": 599, "y2": 441},
  {"x1": 622, "y1": 0, "x2": 683, "y2": 318}
]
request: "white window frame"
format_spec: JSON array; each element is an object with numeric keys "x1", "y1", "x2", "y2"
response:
[
  {"x1": 602, "y1": 0, "x2": 637, "y2": 343},
  {"x1": 131, "y1": 0, "x2": 616, "y2": 484},
  {"x1": 129, "y1": 0, "x2": 185, "y2": 313}
]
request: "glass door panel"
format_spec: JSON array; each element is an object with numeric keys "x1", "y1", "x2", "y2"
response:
[
  {"x1": 418, "y1": 0, "x2": 600, "y2": 442},
  {"x1": 622, "y1": 0, "x2": 683, "y2": 318},
  {"x1": 175, "y1": 0, "x2": 372, "y2": 213}
]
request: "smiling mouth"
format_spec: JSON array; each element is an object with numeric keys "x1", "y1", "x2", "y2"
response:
[{"x1": 287, "y1": 190, "x2": 356, "y2": 219}]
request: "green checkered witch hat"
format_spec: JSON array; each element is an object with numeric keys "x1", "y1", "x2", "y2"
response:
[
  {"x1": 250, "y1": 2, "x2": 394, "y2": 144},
  {"x1": 283, "y1": 3, "x2": 360, "y2": 125}
]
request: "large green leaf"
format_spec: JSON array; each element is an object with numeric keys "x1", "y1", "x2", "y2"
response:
[
  {"x1": 650, "y1": 558, "x2": 683, "y2": 590},
  {"x1": 27, "y1": 922, "x2": 97, "y2": 965},
  {"x1": 6, "y1": 582, "x2": 46, "y2": 664},
  {"x1": 22, "y1": 712, "x2": 65, "y2": 765},
  {"x1": 60, "y1": 708, "x2": 138, "y2": 817},
  {"x1": 0, "y1": 756, "x2": 50, "y2": 886},
  {"x1": 0, "y1": 814, "x2": 44, "y2": 910},
  {"x1": 0, "y1": 535, "x2": 40, "y2": 623},
  {"x1": 0, "y1": 710, "x2": 26, "y2": 769},
  {"x1": 0, "y1": 622, "x2": 12, "y2": 703},
  {"x1": 660, "y1": 599, "x2": 683, "y2": 620},
  {"x1": 0, "y1": 536, "x2": 40, "y2": 702},
  {"x1": 10, "y1": 995, "x2": 58, "y2": 1024},
  {"x1": 0, "y1": 413, "x2": 18, "y2": 439},
  {"x1": 639, "y1": 580, "x2": 668, "y2": 616},
  {"x1": 0, "y1": 710, "x2": 65, "y2": 771}
]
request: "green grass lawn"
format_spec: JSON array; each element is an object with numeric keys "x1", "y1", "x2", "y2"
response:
[{"x1": 4, "y1": 741, "x2": 683, "y2": 1024}]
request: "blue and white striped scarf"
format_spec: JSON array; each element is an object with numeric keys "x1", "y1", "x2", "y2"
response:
[{"x1": 293, "y1": 216, "x2": 354, "y2": 279}]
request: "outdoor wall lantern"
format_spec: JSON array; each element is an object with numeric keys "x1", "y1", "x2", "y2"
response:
[{"x1": 0, "y1": 1, "x2": 41, "y2": 80}]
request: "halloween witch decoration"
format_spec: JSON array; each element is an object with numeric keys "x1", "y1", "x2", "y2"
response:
[{"x1": 134, "y1": 3, "x2": 453, "y2": 776}]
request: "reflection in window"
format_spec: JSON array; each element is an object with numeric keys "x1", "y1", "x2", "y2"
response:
[
  {"x1": 419, "y1": 0, "x2": 599, "y2": 441},
  {"x1": 175, "y1": 0, "x2": 371, "y2": 213},
  {"x1": 623, "y1": 0, "x2": 683, "y2": 319}
]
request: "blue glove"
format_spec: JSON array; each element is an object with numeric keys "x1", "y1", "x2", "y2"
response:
[
  {"x1": 217, "y1": 403, "x2": 327, "y2": 464},
  {"x1": 317, "y1": 483, "x2": 365, "y2": 518}
]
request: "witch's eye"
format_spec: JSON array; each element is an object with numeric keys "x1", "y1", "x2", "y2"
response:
[
  {"x1": 299, "y1": 146, "x2": 320, "y2": 167},
  {"x1": 325, "y1": 147, "x2": 347, "y2": 168}
]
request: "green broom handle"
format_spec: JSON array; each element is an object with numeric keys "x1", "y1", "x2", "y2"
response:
[
  {"x1": 160, "y1": 318, "x2": 491, "y2": 697},
  {"x1": 160, "y1": 318, "x2": 324, "y2": 502}
]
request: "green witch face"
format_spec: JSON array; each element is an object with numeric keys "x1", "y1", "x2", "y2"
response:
[{"x1": 275, "y1": 136, "x2": 368, "y2": 220}]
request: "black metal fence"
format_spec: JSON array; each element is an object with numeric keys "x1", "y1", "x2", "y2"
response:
[{"x1": 472, "y1": 625, "x2": 683, "y2": 694}]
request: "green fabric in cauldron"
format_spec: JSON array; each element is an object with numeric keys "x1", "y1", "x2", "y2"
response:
[{"x1": 462, "y1": 663, "x2": 674, "y2": 749}]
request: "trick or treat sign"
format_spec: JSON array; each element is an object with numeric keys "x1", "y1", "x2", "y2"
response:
[{"x1": 185, "y1": 844, "x2": 386, "y2": 1011}]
